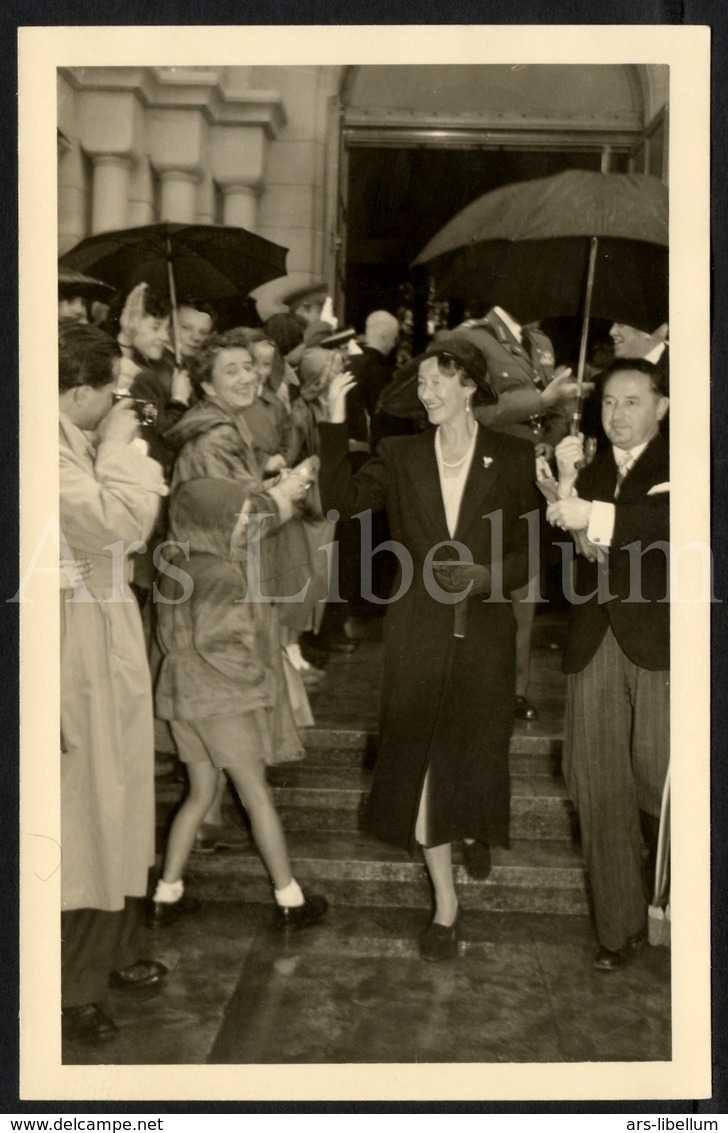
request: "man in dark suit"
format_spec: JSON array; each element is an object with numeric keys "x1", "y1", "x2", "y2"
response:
[
  {"x1": 345, "y1": 310, "x2": 399, "y2": 438},
  {"x1": 610, "y1": 320, "x2": 669, "y2": 371},
  {"x1": 547, "y1": 358, "x2": 670, "y2": 970}
]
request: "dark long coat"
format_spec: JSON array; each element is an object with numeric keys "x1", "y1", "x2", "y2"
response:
[{"x1": 318, "y1": 421, "x2": 537, "y2": 852}]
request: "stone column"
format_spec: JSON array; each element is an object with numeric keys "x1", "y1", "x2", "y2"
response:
[
  {"x1": 195, "y1": 174, "x2": 216, "y2": 225},
  {"x1": 91, "y1": 155, "x2": 132, "y2": 234},
  {"x1": 128, "y1": 156, "x2": 155, "y2": 228},
  {"x1": 58, "y1": 141, "x2": 89, "y2": 252},
  {"x1": 159, "y1": 170, "x2": 198, "y2": 224},
  {"x1": 221, "y1": 184, "x2": 259, "y2": 231}
]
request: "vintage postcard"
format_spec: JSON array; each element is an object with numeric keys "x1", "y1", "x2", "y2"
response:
[{"x1": 18, "y1": 23, "x2": 711, "y2": 1105}]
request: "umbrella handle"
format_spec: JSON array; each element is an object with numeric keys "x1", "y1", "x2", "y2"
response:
[
  {"x1": 570, "y1": 235, "x2": 599, "y2": 436},
  {"x1": 166, "y1": 235, "x2": 182, "y2": 368}
]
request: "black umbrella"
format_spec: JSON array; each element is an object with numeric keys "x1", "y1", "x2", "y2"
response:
[
  {"x1": 412, "y1": 170, "x2": 668, "y2": 431},
  {"x1": 60, "y1": 222, "x2": 288, "y2": 363},
  {"x1": 58, "y1": 267, "x2": 115, "y2": 304}
]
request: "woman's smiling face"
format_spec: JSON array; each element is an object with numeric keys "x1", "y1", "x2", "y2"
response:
[
  {"x1": 202, "y1": 347, "x2": 258, "y2": 411},
  {"x1": 416, "y1": 356, "x2": 471, "y2": 426},
  {"x1": 133, "y1": 313, "x2": 170, "y2": 361}
]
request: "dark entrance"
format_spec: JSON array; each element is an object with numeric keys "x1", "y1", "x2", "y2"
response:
[{"x1": 342, "y1": 145, "x2": 629, "y2": 357}]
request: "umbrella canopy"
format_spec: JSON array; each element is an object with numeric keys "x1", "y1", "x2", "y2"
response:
[
  {"x1": 58, "y1": 267, "x2": 115, "y2": 304},
  {"x1": 413, "y1": 170, "x2": 668, "y2": 331},
  {"x1": 59, "y1": 222, "x2": 289, "y2": 304}
]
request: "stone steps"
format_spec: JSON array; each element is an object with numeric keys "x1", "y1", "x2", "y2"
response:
[
  {"x1": 154, "y1": 722, "x2": 587, "y2": 916},
  {"x1": 301, "y1": 727, "x2": 563, "y2": 776},
  {"x1": 176, "y1": 831, "x2": 588, "y2": 916},
  {"x1": 268, "y1": 774, "x2": 575, "y2": 842}
]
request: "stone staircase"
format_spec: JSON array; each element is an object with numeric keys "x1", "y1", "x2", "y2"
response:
[{"x1": 155, "y1": 720, "x2": 589, "y2": 917}]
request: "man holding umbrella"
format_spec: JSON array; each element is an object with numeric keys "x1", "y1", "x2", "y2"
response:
[{"x1": 546, "y1": 357, "x2": 670, "y2": 971}]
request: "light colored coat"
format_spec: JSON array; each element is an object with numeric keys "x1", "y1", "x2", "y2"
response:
[{"x1": 59, "y1": 415, "x2": 167, "y2": 911}]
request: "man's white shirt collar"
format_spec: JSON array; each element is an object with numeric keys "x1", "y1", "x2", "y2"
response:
[
  {"x1": 492, "y1": 306, "x2": 523, "y2": 344},
  {"x1": 612, "y1": 440, "x2": 649, "y2": 466}
]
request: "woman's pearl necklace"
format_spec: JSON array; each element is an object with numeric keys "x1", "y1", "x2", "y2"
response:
[{"x1": 435, "y1": 423, "x2": 478, "y2": 469}]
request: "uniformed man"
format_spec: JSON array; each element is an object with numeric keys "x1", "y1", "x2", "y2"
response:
[{"x1": 456, "y1": 305, "x2": 577, "y2": 721}]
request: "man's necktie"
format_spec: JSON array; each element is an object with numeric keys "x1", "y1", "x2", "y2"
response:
[{"x1": 614, "y1": 453, "x2": 635, "y2": 497}]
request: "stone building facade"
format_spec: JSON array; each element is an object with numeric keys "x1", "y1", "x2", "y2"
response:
[{"x1": 57, "y1": 64, "x2": 668, "y2": 322}]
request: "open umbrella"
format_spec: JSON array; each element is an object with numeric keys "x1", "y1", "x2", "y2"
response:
[
  {"x1": 60, "y1": 222, "x2": 289, "y2": 363},
  {"x1": 412, "y1": 170, "x2": 668, "y2": 431},
  {"x1": 58, "y1": 267, "x2": 115, "y2": 305}
]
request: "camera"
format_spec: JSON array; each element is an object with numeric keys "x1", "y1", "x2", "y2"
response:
[{"x1": 112, "y1": 393, "x2": 158, "y2": 427}]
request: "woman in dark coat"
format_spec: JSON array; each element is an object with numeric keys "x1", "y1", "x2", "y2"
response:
[{"x1": 318, "y1": 335, "x2": 537, "y2": 961}]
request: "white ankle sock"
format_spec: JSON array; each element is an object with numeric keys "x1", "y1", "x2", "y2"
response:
[
  {"x1": 274, "y1": 878, "x2": 305, "y2": 907},
  {"x1": 154, "y1": 879, "x2": 184, "y2": 904}
]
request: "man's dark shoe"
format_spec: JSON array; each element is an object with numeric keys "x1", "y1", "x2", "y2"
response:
[
  {"x1": 594, "y1": 928, "x2": 647, "y2": 971},
  {"x1": 514, "y1": 695, "x2": 538, "y2": 722},
  {"x1": 274, "y1": 892, "x2": 328, "y2": 930},
  {"x1": 108, "y1": 959, "x2": 169, "y2": 994},
  {"x1": 62, "y1": 1002, "x2": 118, "y2": 1045},
  {"x1": 148, "y1": 893, "x2": 202, "y2": 927},
  {"x1": 462, "y1": 840, "x2": 492, "y2": 881}
]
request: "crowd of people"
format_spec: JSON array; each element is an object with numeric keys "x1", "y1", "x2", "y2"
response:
[{"x1": 57, "y1": 265, "x2": 670, "y2": 1044}]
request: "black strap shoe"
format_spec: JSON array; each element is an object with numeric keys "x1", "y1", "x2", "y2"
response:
[
  {"x1": 148, "y1": 892, "x2": 202, "y2": 927},
  {"x1": 275, "y1": 892, "x2": 329, "y2": 930}
]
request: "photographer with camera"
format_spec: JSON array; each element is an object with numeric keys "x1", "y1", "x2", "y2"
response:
[{"x1": 58, "y1": 324, "x2": 169, "y2": 1046}]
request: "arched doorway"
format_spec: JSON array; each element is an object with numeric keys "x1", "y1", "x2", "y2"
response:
[{"x1": 336, "y1": 64, "x2": 667, "y2": 354}]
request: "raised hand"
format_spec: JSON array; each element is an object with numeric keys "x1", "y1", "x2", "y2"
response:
[
  {"x1": 542, "y1": 367, "x2": 595, "y2": 408},
  {"x1": 171, "y1": 367, "x2": 193, "y2": 405},
  {"x1": 554, "y1": 433, "x2": 585, "y2": 485},
  {"x1": 325, "y1": 370, "x2": 357, "y2": 424},
  {"x1": 264, "y1": 453, "x2": 288, "y2": 475},
  {"x1": 118, "y1": 282, "x2": 149, "y2": 348},
  {"x1": 97, "y1": 398, "x2": 140, "y2": 445}
]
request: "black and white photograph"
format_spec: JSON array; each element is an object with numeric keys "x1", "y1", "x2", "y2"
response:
[{"x1": 18, "y1": 23, "x2": 712, "y2": 1104}]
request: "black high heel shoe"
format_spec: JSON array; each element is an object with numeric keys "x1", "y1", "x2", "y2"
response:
[{"x1": 419, "y1": 909, "x2": 460, "y2": 962}]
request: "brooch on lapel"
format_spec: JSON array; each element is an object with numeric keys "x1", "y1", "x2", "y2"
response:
[{"x1": 483, "y1": 456, "x2": 494, "y2": 469}]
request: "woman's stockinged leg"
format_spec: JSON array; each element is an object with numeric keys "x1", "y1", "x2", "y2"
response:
[
  {"x1": 161, "y1": 762, "x2": 220, "y2": 884},
  {"x1": 415, "y1": 766, "x2": 458, "y2": 926},
  {"x1": 202, "y1": 772, "x2": 226, "y2": 826},
  {"x1": 226, "y1": 762, "x2": 292, "y2": 892},
  {"x1": 422, "y1": 842, "x2": 458, "y2": 926}
]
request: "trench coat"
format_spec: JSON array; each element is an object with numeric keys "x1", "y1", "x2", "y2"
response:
[
  {"x1": 59, "y1": 415, "x2": 167, "y2": 911},
  {"x1": 162, "y1": 400, "x2": 310, "y2": 756},
  {"x1": 318, "y1": 421, "x2": 537, "y2": 852},
  {"x1": 154, "y1": 479, "x2": 305, "y2": 764}
]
